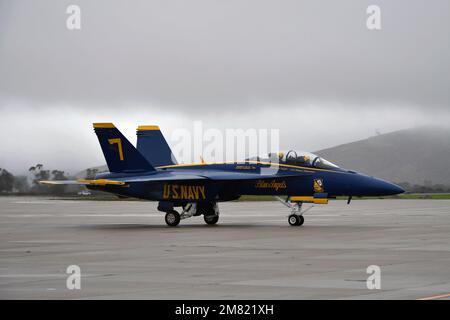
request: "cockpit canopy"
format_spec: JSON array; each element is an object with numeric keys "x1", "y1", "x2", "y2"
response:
[{"x1": 247, "y1": 150, "x2": 340, "y2": 170}]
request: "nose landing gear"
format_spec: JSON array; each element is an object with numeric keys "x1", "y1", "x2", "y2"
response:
[
  {"x1": 288, "y1": 214, "x2": 304, "y2": 226},
  {"x1": 276, "y1": 197, "x2": 312, "y2": 227}
]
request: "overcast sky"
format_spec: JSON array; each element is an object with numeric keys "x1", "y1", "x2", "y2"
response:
[{"x1": 1, "y1": 0, "x2": 449, "y2": 175}]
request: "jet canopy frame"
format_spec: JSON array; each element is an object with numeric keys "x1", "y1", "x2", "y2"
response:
[{"x1": 247, "y1": 150, "x2": 340, "y2": 170}]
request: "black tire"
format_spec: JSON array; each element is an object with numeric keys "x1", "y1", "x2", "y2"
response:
[
  {"x1": 297, "y1": 215, "x2": 305, "y2": 226},
  {"x1": 288, "y1": 214, "x2": 304, "y2": 226},
  {"x1": 288, "y1": 214, "x2": 299, "y2": 226},
  {"x1": 204, "y1": 214, "x2": 219, "y2": 225},
  {"x1": 165, "y1": 210, "x2": 180, "y2": 227}
]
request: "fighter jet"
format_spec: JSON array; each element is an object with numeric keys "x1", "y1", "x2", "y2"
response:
[{"x1": 41, "y1": 123, "x2": 404, "y2": 227}]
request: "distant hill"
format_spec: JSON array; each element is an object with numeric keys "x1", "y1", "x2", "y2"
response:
[{"x1": 316, "y1": 126, "x2": 450, "y2": 185}]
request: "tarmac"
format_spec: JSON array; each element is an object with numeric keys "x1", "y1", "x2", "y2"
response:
[{"x1": 1, "y1": 196, "x2": 450, "y2": 300}]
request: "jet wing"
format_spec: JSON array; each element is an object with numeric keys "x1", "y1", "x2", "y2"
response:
[{"x1": 40, "y1": 171, "x2": 310, "y2": 185}]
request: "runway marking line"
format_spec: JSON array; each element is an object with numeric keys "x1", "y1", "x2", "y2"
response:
[{"x1": 417, "y1": 293, "x2": 450, "y2": 300}]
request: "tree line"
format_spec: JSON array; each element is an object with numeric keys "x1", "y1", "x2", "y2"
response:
[{"x1": 0, "y1": 164, "x2": 98, "y2": 195}]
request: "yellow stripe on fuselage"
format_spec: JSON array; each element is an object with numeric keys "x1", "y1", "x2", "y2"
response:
[{"x1": 157, "y1": 160, "x2": 340, "y2": 174}]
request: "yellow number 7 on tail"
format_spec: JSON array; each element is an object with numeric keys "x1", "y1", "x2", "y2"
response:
[{"x1": 108, "y1": 138, "x2": 124, "y2": 161}]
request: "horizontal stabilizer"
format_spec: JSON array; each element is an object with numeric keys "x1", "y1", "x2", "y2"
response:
[
  {"x1": 77, "y1": 179, "x2": 126, "y2": 186},
  {"x1": 40, "y1": 179, "x2": 126, "y2": 186},
  {"x1": 39, "y1": 180, "x2": 84, "y2": 185}
]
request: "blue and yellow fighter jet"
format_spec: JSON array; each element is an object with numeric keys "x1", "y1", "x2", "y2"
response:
[{"x1": 41, "y1": 123, "x2": 404, "y2": 227}]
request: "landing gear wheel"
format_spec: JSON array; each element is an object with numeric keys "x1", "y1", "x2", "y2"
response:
[
  {"x1": 165, "y1": 210, "x2": 180, "y2": 227},
  {"x1": 297, "y1": 215, "x2": 304, "y2": 226},
  {"x1": 204, "y1": 215, "x2": 219, "y2": 225},
  {"x1": 288, "y1": 214, "x2": 304, "y2": 226}
]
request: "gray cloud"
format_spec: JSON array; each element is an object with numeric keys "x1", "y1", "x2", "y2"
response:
[{"x1": 1, "y1": 0, "x2": 449, "y2": 109}]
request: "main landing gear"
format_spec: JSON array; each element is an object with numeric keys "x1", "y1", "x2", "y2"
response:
[
  {"x1": 204, "y1": 214, "x2": 219, "y2": 225},
  {"x1": 276, "y1": 197, "x2": 313, "y2": 227},
  {"x1": 160, "y1": 202, "x2": 219, "y2": 227},
  {"x1": 165, "y1": 210, "x2": 181, "y2": 227}
]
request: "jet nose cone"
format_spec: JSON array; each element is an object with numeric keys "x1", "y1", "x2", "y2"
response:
[
  {"x1": 351, "y1": 174, "x2": 405, "y2": 196},
  {"x1": 374, "y1": 179, "x2": 405, "y2": 196},
  {"x1": 384, "y1": 182, "x2": 405, "y2": 195}
]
